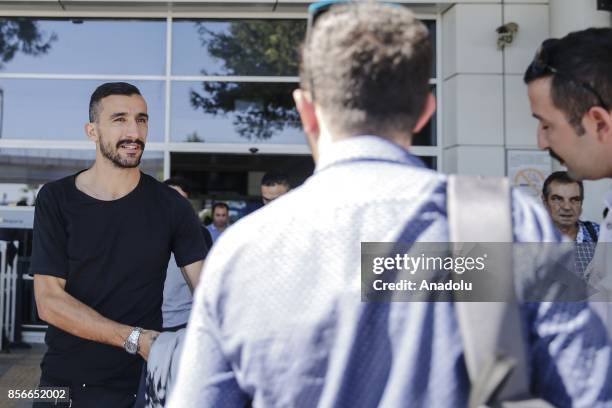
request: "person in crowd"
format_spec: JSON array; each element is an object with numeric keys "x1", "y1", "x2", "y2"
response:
[
  {"x1": 542, "y1": 171, "x2": 599, "y2": 278},
  {"x1": 30, "y1": 82, "x2": 206, "y2": 407},
  {"x1": 207, "y1": 202, "x2": 229, "y2": 243},
  {"x1": 133, "y1": 177, "x2": 212, "y2": 408},
  {"x1": 525, "y1": 27, "x2": 612, "y2": 336},
  {"x1": 161, "y1": 177, "x2": 211, "y2": 331},
  {"x1": 260, "y1": 170, "x2": 291, "y2": 205},
  {"x1": 169, "y1": 3, "x2": 611, "y2": 407}
]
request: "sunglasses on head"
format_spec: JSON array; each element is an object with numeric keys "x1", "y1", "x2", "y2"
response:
[
  {"x1": 306, "y1": 1, "x2": 352, "y2": 38},
  {"x1": 529, "y1": 39, "x2": 609, "y2": 111},
  {"x1": 307, "y1": 1, "x2": 400, "y2": 37}
]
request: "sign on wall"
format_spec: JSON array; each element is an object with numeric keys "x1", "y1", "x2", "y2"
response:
[{"x1": 507, "y1": 150, "x2": 552, "y2": 199}]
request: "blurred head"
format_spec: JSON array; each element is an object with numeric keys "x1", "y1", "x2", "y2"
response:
[
  {"x1": 85, "y1": 82, "x2": 148, "y2": 169},
  {"x1": 524, "y1": 28, "x2": 612, "y2": 180},
  {"x1": 542, "y1": 171, "x2": 583, "y2": 230},
  {"x1": 294, "y1": 2, "x2": 435, "y2": 161},
  {"x1": 212, "y1": 202, "x2": 229, "y2": 229},
  {"x1": 261, "y1": 170, "x2": 290, "y2": 205},
  {"x1": 164, "y1": 177, "x2": 192, "y2": 199}
]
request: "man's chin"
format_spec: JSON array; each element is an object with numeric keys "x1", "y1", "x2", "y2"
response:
[
  {"x1": 118, "y1": 151, "x2": 143, "y2": 168},
  {"x1": 113, "y1": 156, "x2": 142, "y2": 169},
  {"x1": 566, "y1": 167, "x2": 604, "y2": 181},
  {"x1": 565, "y1": 168, "x2": 583, "y2": 181}
]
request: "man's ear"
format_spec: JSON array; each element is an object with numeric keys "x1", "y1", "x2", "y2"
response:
[
  {"x1": 293, "y1": 88, "x2": 320, "y2": 159},
  {"x1": 413, "y1": 93, "x2": 436, "y2": 134},
  {"x1": 85, "y1": 122, "x2": 98, "y2": 143},
  {"x1": 586, "y1": 106, "x2": 612, "y2": 144},
  {"x1": 293, "y1": 89, "x2": 319, "y2": 136}
]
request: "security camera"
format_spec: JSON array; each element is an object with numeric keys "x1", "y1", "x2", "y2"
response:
[
  {"x1": 496, "y1": 22, "x2": 519, "y2": 50},
  {"x1": 249, "y1": 147, "x2": 259, "y2": 154}
]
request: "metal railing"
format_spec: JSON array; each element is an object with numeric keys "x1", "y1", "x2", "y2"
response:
[{"x1": 0, "y1": 240, "x2": 19, "y2": 350}]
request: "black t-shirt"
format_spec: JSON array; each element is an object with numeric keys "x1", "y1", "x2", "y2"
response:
[{"x1": 30, "y1": 171, "x2": 206, "y2": 391}]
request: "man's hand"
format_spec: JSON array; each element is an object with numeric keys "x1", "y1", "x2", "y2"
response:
[{"x1": 138, "y1": 329, "x2": 161, "y2": 361}]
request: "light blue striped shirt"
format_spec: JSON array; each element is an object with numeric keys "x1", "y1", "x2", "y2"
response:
[{"x1": 170, "y1": 136, "x2": 611, "y2": 408}]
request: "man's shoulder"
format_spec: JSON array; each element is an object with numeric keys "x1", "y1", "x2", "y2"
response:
[
  {"x1": 140, "y1": 173, "x2": 189, "y2": 204},
  {"x1": 580, "y1": 220, "x2": 600, "y2": 230},
  {"x1": 579, "y1": 219, "x2": 600, "y2": 242},
  {"x1": 36, "y1": 173, "x2": 79, "y2": 204},
  {"x1": 140, "y1": 173, "x2": 171, "y2": 194}
]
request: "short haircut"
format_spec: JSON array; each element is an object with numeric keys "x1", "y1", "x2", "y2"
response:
[
  {"x1": 524, "y1": 28, "x2": 612, "y2": 135},
  {"x1": 89, "y1": 82, "x2": 142, "y2": 123},
  {"x1": 164, "y1": 177, "x2": 192, "y2": 197},
  {"x1": 261, "y1": 170, "x2": 290, "y2": 188},
  {"x1": 212, "y1": 202, "x2": 229, "y2": 213},
  {"x1": 300, "y1": 3, "x2": 432, "y2": 137},
  {"x1": 542, "y1": 171, "x2": 584, "y2": 201}
]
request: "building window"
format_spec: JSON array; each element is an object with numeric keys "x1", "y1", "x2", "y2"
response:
[{"x1": 0, "y1": 14, "x2": 439, "y2": 205}]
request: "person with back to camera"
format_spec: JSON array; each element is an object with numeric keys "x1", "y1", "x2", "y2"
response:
[{"x1": 170, "y1": 4, "x2": 612, "y2": 407}]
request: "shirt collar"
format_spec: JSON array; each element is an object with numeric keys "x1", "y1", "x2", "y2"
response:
[
  {"x1": 315, "y1": 135, "x2": 426, "y2": 173},
  {"x1": 576, "y1": 221, "x2": 586, "y2": 243}
]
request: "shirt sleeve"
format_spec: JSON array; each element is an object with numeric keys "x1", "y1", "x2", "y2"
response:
[
  {"x1": 171, "y1": 197, "x2": 207, "y2": 268},
  {"x1": 167, "y1": 286, "x2": 249, "y2": 407},
  {"x1": 29, "y1": 184, "x2": 69, "y2": 279}
]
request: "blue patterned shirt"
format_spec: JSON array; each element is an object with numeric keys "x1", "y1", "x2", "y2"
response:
[
  {"x1": 169, "y1": 136, "x2": 611, "y2": 408},
  {"x1": 575, "y1": 220, "x2": 600, "y2": 280}
]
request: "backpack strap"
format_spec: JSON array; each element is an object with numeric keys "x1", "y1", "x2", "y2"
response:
[
  {"x1": 584, "y1": 221, "x2": 599, "y2": 243},
  {"x1": 447, "y1": 175, "x2": 550, "y2": 407}
]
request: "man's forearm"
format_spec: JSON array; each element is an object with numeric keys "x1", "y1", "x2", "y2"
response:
[
  {"x1": 39, "y1": 289, "x2": 132, "y2": 348},
  {"x1": 181, "y1": 260, "x2": 204, "y2": 293}
]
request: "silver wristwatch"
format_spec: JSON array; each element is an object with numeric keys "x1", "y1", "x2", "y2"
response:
[{"x1": 124, "y1": 327, "x2": 142, "y2": 355}]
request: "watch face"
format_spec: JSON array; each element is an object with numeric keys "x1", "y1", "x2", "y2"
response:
[{"x1": 126, "y1": 340, "x2": 138, "y2": 354}]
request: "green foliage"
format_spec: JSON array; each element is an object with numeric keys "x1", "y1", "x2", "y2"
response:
[
  {"x1": 190, "y1": 20, "x2": 305, "y2": 141},
  {"x1": 196, "y1": 20, "x2": 305, "y2": 76},
  {"x1": 185, "y1": 131, "x2": 204, "y2": 143}
]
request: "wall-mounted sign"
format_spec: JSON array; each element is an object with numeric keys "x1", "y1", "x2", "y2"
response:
[
  {"x1": 507, "y1": 150, "x2": 552, "y2": 199},
  {"x1": 0, "y1": 206, "x2": 34, "y2": 229}
]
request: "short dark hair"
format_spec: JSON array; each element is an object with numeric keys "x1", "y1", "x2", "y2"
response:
[
  {"x1": 300, "y1": 3, "x2": 432, "y2": 137},
  {"x1": 212, "y1": 202, "x2": 229, "y2": 213},
  {"x1": 524, "y1": 28, "x2": 612, "y2": 135},
  {"x1": 542, "y1": 171, "x2": 584, "y2": 201},
  {"x1": 89, "y1": 82, "x2": 142, "y2": 122},
  {"x1": 261, "y1": 170, "x2": 290, "y2": 188},
  {"x1": 164, "y1": 177, "x2": 192, "y2": 197}
]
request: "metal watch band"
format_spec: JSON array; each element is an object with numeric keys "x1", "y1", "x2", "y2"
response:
[{"x1": 124, "y1": 327, "x2": 142, "y2": 354}]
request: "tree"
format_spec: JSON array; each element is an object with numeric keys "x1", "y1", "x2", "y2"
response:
[
  {"x1": 189, "y1": 20, "x2": 305, "y2": 141},
  {"x1": 0, "y1": 19, "x2": 57, "y2": 69},
  {"x1": 184, "y1": 131, "x2": 204, "y2": 143}
]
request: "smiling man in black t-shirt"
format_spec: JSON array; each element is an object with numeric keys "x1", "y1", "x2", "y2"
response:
[{"x1": 30, "y1": 82, "x2": 206, "y2": 408}]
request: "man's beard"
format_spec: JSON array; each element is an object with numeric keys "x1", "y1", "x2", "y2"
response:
[
  {"x1": 547, "y1": 148, "x2": 582, "y2": 180},
  {"x1": 99, "y1": 134, "x2": 145, "y2": 168},
  {"x1": 547, "y1": 148, "x2": 564, "y2": 164}
]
